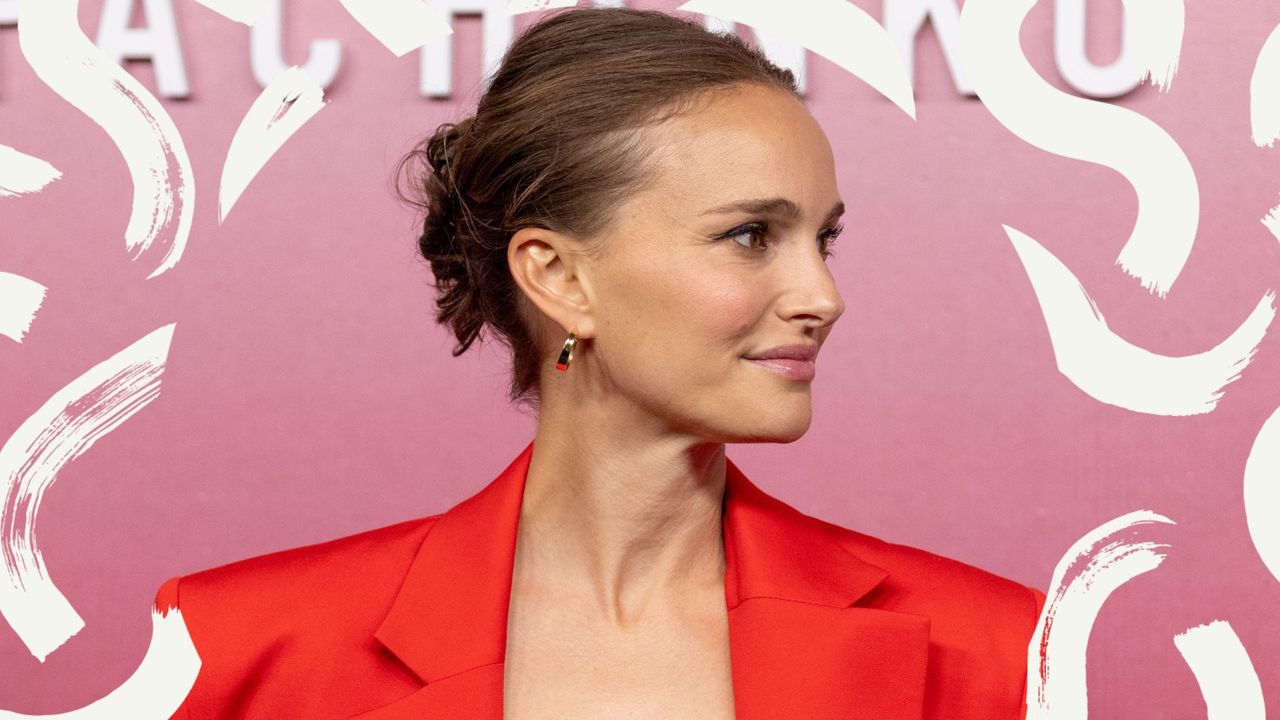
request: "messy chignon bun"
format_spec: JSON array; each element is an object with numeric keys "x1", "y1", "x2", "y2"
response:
[
  {"x1": 396, "y1": 7, "x2": 800, "y2": 414},
  {"x1": 414, "y1": 117, "x2": 480, "y2": 354}
]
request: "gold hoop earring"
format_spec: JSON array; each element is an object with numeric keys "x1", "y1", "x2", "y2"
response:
[{"x1": 555, "y1": 330, "x2": 578, "y2": 372}]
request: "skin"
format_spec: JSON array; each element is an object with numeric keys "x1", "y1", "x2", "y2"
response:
[{"x1": 502, "y1": 82, "x2": 846, "y2": 719}]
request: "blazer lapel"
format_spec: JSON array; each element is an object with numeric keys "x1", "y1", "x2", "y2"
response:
[
  {"x1": 350, "y1": 441, "x2": 529, "y2": 720},
  {"x1": 721, "y1": 458, "x2": 932, "y2": 719},
  {"x1": 352, "y1": 439, "x2": 931, "y2": 720}
]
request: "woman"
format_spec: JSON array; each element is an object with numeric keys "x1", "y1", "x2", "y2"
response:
[{"x1": 154, "y1": 7, "x2": 1046, "y2": 719}]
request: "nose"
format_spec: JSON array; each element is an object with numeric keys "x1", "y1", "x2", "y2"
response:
[{"x1": 775, "y1": 238, "x2": 845, "y2": 331}]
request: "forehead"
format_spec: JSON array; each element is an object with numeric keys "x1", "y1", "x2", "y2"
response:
[{"x1": 636, "y1": 85, "x2": 838, "y2": 213}]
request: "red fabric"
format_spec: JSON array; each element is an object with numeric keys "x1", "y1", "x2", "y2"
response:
[{"x1": 153, "y1": 439, "x2": 1045, "y2": 719}]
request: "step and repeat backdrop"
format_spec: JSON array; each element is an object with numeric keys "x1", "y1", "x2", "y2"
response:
[{"x1": 2, "y1": 0, "x2": 1279, "y2": 715}]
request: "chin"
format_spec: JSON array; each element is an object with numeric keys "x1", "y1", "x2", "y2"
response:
[
  {"x1": 698, "y1": 380, "x2": 813, "y2": 441},
  {"x1": 729, "y1": 414, "x2": 812, "y2": 444},
  {"x1": 730, "y1": 428, "x2": 809, "y2": 445},
  {"x1": 776, "y1": 421, "x2": 812, "y2": 443}
]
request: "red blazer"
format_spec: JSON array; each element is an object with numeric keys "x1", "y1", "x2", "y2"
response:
[{"x1": 154, "y1": 439, "x2": 1046, "y2": 719}]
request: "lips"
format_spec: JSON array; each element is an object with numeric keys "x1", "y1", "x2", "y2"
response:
[
  {"x1": 746, "y1": 357, "x2": 816, "y2": 381},
  {"x1": 745, "y1": 344, "x2": 818, "y2": 362}
]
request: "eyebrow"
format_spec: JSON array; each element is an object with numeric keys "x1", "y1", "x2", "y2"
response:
[{"x1": 700, "y1": 197, "x2": 845, "y2": 222}]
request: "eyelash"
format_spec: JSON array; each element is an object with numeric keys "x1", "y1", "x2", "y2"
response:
[{"x1": 718, "y1": 221, "x2": 843, "y2": 259}]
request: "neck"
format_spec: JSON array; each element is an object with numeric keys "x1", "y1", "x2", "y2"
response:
[{"x1": 515, "y1": 389, "x2": 728, "y2": 627}]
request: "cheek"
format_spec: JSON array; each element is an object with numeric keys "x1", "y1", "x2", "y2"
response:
[
  {"x1": 668, "y1": 267, "x2": 762, "y2": 353},
  {"x1": 598, "y1": 251, "x2": 766, "y2": 384}
]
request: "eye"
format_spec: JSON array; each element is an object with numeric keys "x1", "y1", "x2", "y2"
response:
[
  {"x1": 819, "y1": 223, "x2": 844, "y2": 259},
  {"x1": 717, "y1": 221, "x2": 845, "y2": 259},
  {"x1": 720, "y1": 222, "x2": 770, "y2": 251}
]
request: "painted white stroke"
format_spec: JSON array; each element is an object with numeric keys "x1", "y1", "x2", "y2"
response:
[
  {"x1": 1006, "y1": 226, "x2": 1275, "y2": 416},
  {"x1": 960, "y1": 0, "x2": 1196, "y2": 297},
  {"x1": 337, "y1": 0, "x2": 452, "y2": 57},
  {"x1": 1243, "y1": 398, "x2": 1280, "y2": 585},
  {"x1": 1172, "y1": 621, "x2": 1266, "y2": 719},
  {"x1": 0, "y1": 324, "x2": 175, "y2": 661},
  {"x1": 1262, "y1": 202, "x2": 1280, "y2": 245},
  {"x1": 677, "y1": 0, "x2": 916, "y2": 120},
  {"x1": 190, "y1": 0, "x2": 269, "y2": 25},
  {"x1": 1256, "y1": 21, "x2": 1280, "y2": 253},
  {"x1": 18, "y1": 1, "x2": 194, "y2": 280},
  {"x1": 1027, "y1": 511, "x2": 1174, "y2": 718},
  {"x1": 220, "y1": 66, "x2": 327, "y2": 223},
  {"x1": 508, "y1": 0, "x2": 577, "y2": 13},
  {"x1": 1250, "y1": 21, "x2": 1280, "y2": 148},
  {"x1": 0, "y1": 273, "x2": 47, "y2": 343},
  {"x1": 0, "y1": 145, "x2": 62, "y2": 198},
  {"x1": 1121, "y1": 0, "x2": 1184, "y2": 92},
  {"x1": 0, "y1": 606, "x2": 200, "y2": 719}
]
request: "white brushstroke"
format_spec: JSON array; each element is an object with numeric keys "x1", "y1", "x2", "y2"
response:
[
  {"x1": 508, "y1": 0, "x2": 577, "y2": 13},
  {"x1": 1006, "y1": 226, "x2": 1275, "y2": 416},
  {"x1": 1122, "y1": 0, "x2": 1184, "y2": 92},
  {"x1": 1172, "y1": 621, "x2": 1266, "y2": 719},
  {"x1": 0, "y1": 145, "x2": 62, "y2": 198},
  {"x1": 0, "y1": 606, "x2": 200, "y2": 719},
  {"x1": 1262, "y1": 202, "x2": 1280, "y2": 244},
  {"x1": 18, "y1": 0, "x2": 194, "y2": 280},
  {"x1": 0, "y1": 324, "x2": 175, "y2": 661},
  {"x1": 190, "y1": 0, "x2": 268, "y2": 25},
  {"x1": 1251, "y1": 22, "x2": 1280, "y2": 148},
  {"x1": 337, "y1": 0, "x2": 453, "y2": 57},
  {"x1": 1244, "y1": 398, "x2": 1280, "y2": 585},
  {"x1": 960, "y1": 0, "x2": 1196, "y2": 297},
  {"x1": 1027, "y1": 511, "x2": 1174, "y2": 718},
  {"x1": 0, "y1": 273, "x2": 47, "y2": 343},
  {"x1": 220, "y1": 66, "x2": 327, "y2": 222},
  {"x1": 677, "y1": 0, "x2": 916, "y2": 120}
]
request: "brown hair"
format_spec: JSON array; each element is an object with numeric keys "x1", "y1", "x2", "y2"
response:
[{"x1": 396, "y1": 7, "x2": 801, "y2": 413}]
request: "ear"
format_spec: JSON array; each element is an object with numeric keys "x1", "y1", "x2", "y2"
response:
[{"x1": 507, "y1": 226, "x2": 598, "y2": 341}]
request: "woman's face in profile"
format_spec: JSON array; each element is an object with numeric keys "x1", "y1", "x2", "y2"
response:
[{"x1": 586, "y1": 82, "x2": 846, "y2": 443}]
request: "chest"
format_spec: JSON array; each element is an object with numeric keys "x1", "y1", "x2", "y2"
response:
[{"x1": 501, "y1": 585, "x2": 736, "y2": 719}]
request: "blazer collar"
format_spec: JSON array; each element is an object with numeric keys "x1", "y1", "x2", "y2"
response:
[{"x1": 356, "y1": 439, "x2": 931, "y2": 719}]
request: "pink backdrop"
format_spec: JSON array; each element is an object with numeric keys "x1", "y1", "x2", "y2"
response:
[{"x1": 3, "y1": 0, "x2": 1278, "y2": 715}]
